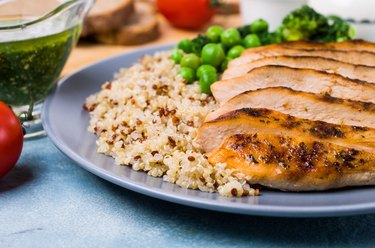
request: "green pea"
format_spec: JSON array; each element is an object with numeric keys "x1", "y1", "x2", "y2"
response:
[
  {"x1": 180, "y1": 54, "x2": 201, "y2": 70},
  {"x1": 218, "y1": 43, "x2": 227, "y2": 53},
  {"x1": 199, "y1": 70, "x2": 218, "y2": 95},
  {"x1": 201, "y1": 43, "x2": 225, "y2": 68},
  {"x1": 177, "y1": 39, "x2": 193, "y2": 53},
  {"x1": 196, "y1": 64, "x2": 217, "y2": 78},
  {"x1": 178, "y1": 67, "x2": 196, "y2": 84},
  {"x1": 171, "y1": 48, "x2": 183, "y2": 64},
  {"x1": 244, "y1": 34, "x2": 261, "y2": 48},
  {"x1": 206, "y1": 25, "x2": 224, "y2": 42},
  {"x1": 250, "y1": 19, "x2": 268, "y2": 33},
  {"x1": 227, "y1": 45, "x2": 245, "y2": 59},
  {"x1": 220, "y1": 28, "x2": 242, "y2": 48},
  {"x1": 220, "y1": 57, "x2": 232, "y2": 72}
]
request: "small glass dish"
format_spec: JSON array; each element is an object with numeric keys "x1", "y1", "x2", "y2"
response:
[{"x1": 0, "y1": 0, "x2": 94, "y2": 138}]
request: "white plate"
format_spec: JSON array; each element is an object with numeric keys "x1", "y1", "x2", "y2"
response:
[{"x1": 42, "y1": 45, "x2": 375, "y2": 217}]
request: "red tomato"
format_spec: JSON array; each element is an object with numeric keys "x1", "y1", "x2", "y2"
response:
[
  {"x1": 0, "y1": 101, "x2": 23, "y2": 177},
  {"x1": 157, "y1": 0, "x2": 215, "y2": 29}
]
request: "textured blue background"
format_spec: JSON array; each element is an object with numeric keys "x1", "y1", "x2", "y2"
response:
[{"x1": 1, "y1": 137, "x2": 375, "y2": 247}]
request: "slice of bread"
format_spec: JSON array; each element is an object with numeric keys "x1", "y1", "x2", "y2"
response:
[
  {"x1": 81, "y1": 0, "x2": 135, "y2": 37},
  {"x1": 94, "y1": 0, "x2": 159, "y2": 45}
]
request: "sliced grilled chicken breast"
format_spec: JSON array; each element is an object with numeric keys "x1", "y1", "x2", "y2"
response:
[
  {"x1": 279, "y1": 39, "x2": 375, "y2": 53},
  {"x1": 208, "y1": 132, "x2": 375, "y2": 191},
  {"x1": 229, "y1": 47, "x2": 375, "y2": 67},
  {"x1": 222, "y1": 55, "x2": 375, "y2": 81},
  {"x1": 234, "y1": 40, "x2": 375, "y2": 61},
  {"x1": 212, "y1": 65, "x2": 375, "y2": 105},
  {"x1": 196, "y1": 108, "x2": 375, "y2": 153},
  {"x1": 205, "y1": 87, "x2": 375, "y2": 128}
]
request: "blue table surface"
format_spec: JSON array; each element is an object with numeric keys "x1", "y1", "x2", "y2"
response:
[{"x1": 1, "y1": 137, "x2": 375, "y2": 248}]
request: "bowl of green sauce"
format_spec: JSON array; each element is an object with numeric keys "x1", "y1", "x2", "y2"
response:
[{"x1": 0, "y1": 0, "x2": 94, "y2": 138}]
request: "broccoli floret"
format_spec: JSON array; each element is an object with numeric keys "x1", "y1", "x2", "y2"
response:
[
  {"x1": 312, "y1": 15, "x2": 356, "y2": 42},
  {"x1": 280, "y1": 5, "x2": 355, "y2": 42},
  {"x1": 281, "y1": 5, "x2": 326, "y2": 41}
]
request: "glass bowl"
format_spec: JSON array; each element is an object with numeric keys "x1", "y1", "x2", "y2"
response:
[{"x1": 0, "y1": 0, "x2": 94, "y2": 138}]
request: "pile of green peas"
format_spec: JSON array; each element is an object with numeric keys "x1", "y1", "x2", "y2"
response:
[{"x1": 171, "y1": 19, "x2": 269, "y2": 94}]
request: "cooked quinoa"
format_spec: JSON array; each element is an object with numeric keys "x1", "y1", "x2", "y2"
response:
[{"x1": 84, "y1": 51, "x2": 259, "y2": 197}]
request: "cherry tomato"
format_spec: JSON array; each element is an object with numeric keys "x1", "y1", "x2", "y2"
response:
[
  {"x1": 157, "y1": 0, "x2": 215, "y2": 29},
  {"x1": 0, "y1": 101, "x2": 23, "y2": 177}
]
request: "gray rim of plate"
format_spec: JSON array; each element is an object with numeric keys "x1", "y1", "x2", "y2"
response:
[{"x1": 42, "y1": 44, "x2": 375, "y2": 218}]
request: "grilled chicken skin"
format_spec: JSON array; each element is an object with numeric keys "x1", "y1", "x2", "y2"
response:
[
  {"x1": 229, "y1": 47, "x2": 375, "y2": 67},
  {"x1": 212, "y1": 65, "x2": 375, "y2": 105},
  {"x1": 206, "y1": 87, "x2": 375, "y2": 128},
  {"x1": 222, "y1": 55, "x2": 375, "y2": 81},
  {"x1": 196, "y1": 108, "x2": 375, "y2": 153},
  {"x1": 208, "y1": 133, "x2": 375, "y2": 191}
]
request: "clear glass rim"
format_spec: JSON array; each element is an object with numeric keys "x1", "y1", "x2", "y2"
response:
[{"x1": 0, "y1": 0, "x2": 91, "y2": 30}]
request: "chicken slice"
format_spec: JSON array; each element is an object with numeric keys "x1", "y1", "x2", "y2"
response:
[
  {"x1": 212, "y1": 65, "x2": 375, "y2": 105},
  {"x1": 222, "y1": 55, "x2": 375, "y2": 81},
  {"x1": 229, "y1": 47, "x2": 375, "y2": 67},
  {"x1": 208, "y1": 132, "x2": 375, "y2": 191},
  {"x1": 196, "y1": 108, "x2": 375, "y2": 153},
  {"x1": 228, "y1": 40, "x2": 375, "y2": 68},
  {"x1": 205, "y1": 87, "x2": 375, "y2": 128},
  {"x1": 271, "y1": 39, "x2": 375, "y2": 53}
]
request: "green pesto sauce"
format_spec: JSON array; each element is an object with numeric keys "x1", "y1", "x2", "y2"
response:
[{"x1": 0, "y1": 25, "x2": 81, "y2": 106}]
